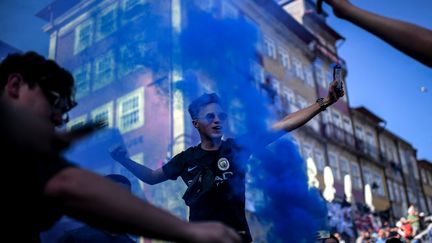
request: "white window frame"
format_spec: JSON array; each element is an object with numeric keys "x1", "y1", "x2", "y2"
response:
[
  {"x1": 67, "y1": 114, "x2": 87, "y2": 131},
  {"x1": 278, "y1": 47, "x2": 291, "y2": 69},
  {"x1": 263, "y1": 37, "x2": 277, "y2": 59},
  {"x1": 314, "y1": 149, "x2": 325, "y2": 171},
  {"x1": 331, "y1": 110, "x2": 342, "y2": 128},
  {"x1": 351, "y1": 162, "x2": 362, "y2": 189},
  {"x1": 342, "y1": 116, "x2": 353, "y2": 134},
  {"x1": 293, "y1": 56, "x2": 304, "y2": 79},
  {"x1": 302, "y1": 143, "x2": 313, "y2": 161},
  {"x1": 304, "y1": 66, "x2": 314, "y2": 87},
  {"x1": 91, "y1": 101, "x2": 114, "y2": 127},
  {"x1": 74, "y1": 19, "x2": 94, "y2": 54},
  {"x1": 96, "y1": 3, "x2": 118, "y2": 41},
  {"x1": 94, "y1": 50, "x2": 115, "y2": 90},
  {"x1": 328, "y1": 152, "x2": 340, "y2": 181},
  {"x1": 116, "y1": 87, "x2": 145, "y2": 133},
  {"x1": 73, "y1": 62, "x2": 92, "y2": 99},
  {"x1": 339, "y1": 156, "x2": 350, "y2": 178}
]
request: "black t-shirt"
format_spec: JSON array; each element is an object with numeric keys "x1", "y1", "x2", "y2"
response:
[
  {"x1": 162, "y1": 139, "x2": 252, "y2": 242},
  {"x1": 4, "y1": 153, "x2": 74, "y2": 242}
]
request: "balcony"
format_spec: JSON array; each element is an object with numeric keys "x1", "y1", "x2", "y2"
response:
[
  {"x1": 356, "y1": 139, "x2": 379, "y2": 160},
  {"x1": 323, "y1": 123, "x2": 355, "y2": 149}
]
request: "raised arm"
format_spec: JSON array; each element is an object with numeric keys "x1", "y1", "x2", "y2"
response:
[
  {"x1": 110, "y1": 145, "x2": 168, "y2": 185},
  {"x1": 322, "y1": 0, "x2": 432, "y2": 67},
  {"x1": 45, "y1": 167, "x2": 241, "y2": 243},
  {"x1": 272, "y1": 80, "x2": 343, "y2": 132}
]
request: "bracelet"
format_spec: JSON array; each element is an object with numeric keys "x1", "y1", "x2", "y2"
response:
[{"x1": 316, "y1": 98, "x2": 326, "y2": 111}]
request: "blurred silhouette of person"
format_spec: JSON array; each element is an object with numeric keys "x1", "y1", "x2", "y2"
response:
[
  {"x1": 57, "y1": 174, "x2": 137, "y2": 243},
  {"x1": 0, "y1": 51, "x2": 240, "y2": 243}
]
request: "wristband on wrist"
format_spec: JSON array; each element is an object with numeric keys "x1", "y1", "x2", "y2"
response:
[{"x1": 316, "y1": 97, "x2": 326, "y2": 111}]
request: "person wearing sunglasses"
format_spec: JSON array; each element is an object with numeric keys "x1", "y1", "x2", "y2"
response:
[
  {"x1": 0, "y1": 52, "x2": 241, "y2": 243},
  {"x1": 111, "y1": 79, "x2": 344, "y2": 242}
]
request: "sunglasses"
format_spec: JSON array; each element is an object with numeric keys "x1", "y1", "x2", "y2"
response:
[
  {"x1": 44, "y1": 90, "x2": 77, "y2": 113},
  {"x1": 197, "y1": 112, "x2": 228, "y2": 123},
  {"x1": 43, "y1": 90, "x2": 77, "y2": 126}
]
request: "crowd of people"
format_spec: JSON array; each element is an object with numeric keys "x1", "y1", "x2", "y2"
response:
[{"x1": 325, "y1": 205, "x2": 431, "y2": 243}]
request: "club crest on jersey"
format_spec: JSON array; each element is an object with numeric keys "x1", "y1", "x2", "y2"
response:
[{"x1": 217, "y1": 157, "x2": 230, "y2": 171}]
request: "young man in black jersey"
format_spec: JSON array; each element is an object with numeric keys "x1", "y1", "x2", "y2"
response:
[{"x1": 111, "y1": 80, "x2": 344, "y2": 242}]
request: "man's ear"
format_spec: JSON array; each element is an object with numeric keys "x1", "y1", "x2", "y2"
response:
[
  {"x1": 192, "y1": 119, "x2": 199, "y2": 129},
  {"x1": 5, "y1": 73, "x2": 24, "y2": 99}
]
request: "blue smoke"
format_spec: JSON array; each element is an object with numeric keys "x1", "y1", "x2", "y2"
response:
[{"x1": 176, "y1": 5, "x2": 328, "y2": 242}]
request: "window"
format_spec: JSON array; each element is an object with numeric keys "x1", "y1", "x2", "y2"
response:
[
  {"x1": 421, "y1": 169, "x2": 428, "y2": 184},
  {"x1": 117, "y1": 87, "x2": 145, "y2": 133},
  {"x1": 302, "y1": 143, "x2": 313, "y2": 161},
  {"x1": 392, "y1": 182, "x2": 399, "y2": 202},
  {"x1": 94, "y1": 51, "x2": 115, "y2": 90},
  {"x1": 283, "y1": 88, "x2": 297, "y2": 113},
  {"x1": 263, "y1": 37, "x2": 276, "y2": 59},
  {"x1": 355, "y1": 125, "x2": 364, "y2": 141},
  {"x1": 331, "y1": 110, "x2": 342, "y2": 128},
  {"x1": 67, "y1": 114, "x2": 87, "y2": 131},
  {"x1": 74, "y1": 19, "x2": 94, "y2": 54},
  {"x1": 340, "y1": 157, "x2": 350, "y2": 178},
  {"x1": 222, "y1": 2, "x2": 238, "y2": 19},
  {"x1": 428, "y1": 171, "x2": 432, "y2": 186},
  {"x1": 296, "y1": 95, "x2": 307, "y2": 109},
  {"x1": 278, "y1": 48, "x2": 291, "y2": 69},
  {"x1": 73, "y1": 63, "x2": 91, "y2": 99},
  {"x1": 97, "y1": 3, "x2": 118, "y2": 41},
  {"x1": 342, "y1": 116, "x2": 353, "y2": 134},
  {"x1": 363, "y1": 167, "x2": 372, "y2": 186},
  {"x1": 351, "y1": 162, "x2": 362, "y2": 189},
  {"x1": 328, "y1": 152, "x2": 340, "y2": 180},
  {"x1": 321, "y1": 109, "x2": 330, "y2": 124},
  {"x1": 314, "y1": 149, "x2": 325, "y2": 171},
  {"x1": 365, "y1": 131, "x2": 375, "y2": 146},
  {"x1": 314, "y1": 61, "x2": 326, "y2": 88},
  {"x1": 91, "y1": 101, "x2": 114, "y2": 127},
  {"x1": 388, "y1": 180, "x2": 395, "y2": 201},
  {"x1": 304, "y1": 66, "x2": 314, "y2": 87},
  {"x1": 119, "y1": 44, "x2": 144, "y2": 77},
  {"x1": 373, "y1": 172, "x2": 385, "y2": 196},
  {"x1": 293, "y1": 57, "x2": 304, "y2": 79}
]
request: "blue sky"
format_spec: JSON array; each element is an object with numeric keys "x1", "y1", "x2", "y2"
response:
[
  {"x1": 0, "y1": 0, "x2": 431, "y2": 160},
  {"x1": 324, "y1": 0, "x2": 432, "y2": 160}
]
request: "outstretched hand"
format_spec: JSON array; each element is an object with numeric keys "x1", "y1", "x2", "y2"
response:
[
  {"x1": 320, "y1": 0, "x2": 351, "y2": 19},
  {"x1": 54, "y1": 120, "x2": 107, "y2": 151},
  {"x1": 326, "y1": 80, "x2": 345, "y2": 105},
  {"x1": 109, "y1": 145, "x2": 129, "y2": 162}
]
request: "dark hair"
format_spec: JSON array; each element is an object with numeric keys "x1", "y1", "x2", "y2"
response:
[
  {"x1": 0, "y1": 51, "x2": 75, "y2": 101},
  {"x1": 105, "y1": 174, "x2": 132, "y2": 191},
  {"x1": 188, "y1": 93, "x2": 222, "y2": 119}
]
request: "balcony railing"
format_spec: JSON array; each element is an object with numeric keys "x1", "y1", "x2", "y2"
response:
[
  {"x1": 323, "y1": 123, "x2": 355, "y2": 148},
  {"x1": 356, "y1": 139, "x2": 379, "y2": 160}
]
